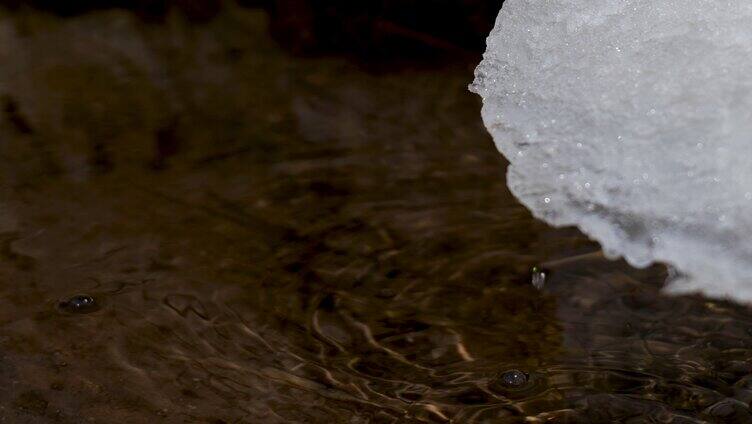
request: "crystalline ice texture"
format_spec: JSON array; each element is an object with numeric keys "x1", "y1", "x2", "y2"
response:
[{"x1": 471, "y1": 0, "x2": 752, "y2": 300}]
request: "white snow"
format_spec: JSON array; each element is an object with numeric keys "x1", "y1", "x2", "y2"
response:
[{"x1": 471, "y1": 0, "x2": 752, "y2": 300}]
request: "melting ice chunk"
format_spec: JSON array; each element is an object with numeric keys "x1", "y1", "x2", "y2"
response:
[{"x1": 471, "y1": 0, "x2": 752, "y2": 301}]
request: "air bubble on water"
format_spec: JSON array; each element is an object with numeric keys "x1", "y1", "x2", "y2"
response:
[
  {"x1": 58, "y1": 294, "x2": 99, "y2": 314},
  {"x1": 497, "y1": 370, "x2": 528, "y2": 389}
]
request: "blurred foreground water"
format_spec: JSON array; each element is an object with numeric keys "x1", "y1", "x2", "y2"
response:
[{"x1": 1, "y1": 4, "x2": 752, "y2": 423}]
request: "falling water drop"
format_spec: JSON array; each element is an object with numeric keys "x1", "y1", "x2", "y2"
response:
[{"x1": 531, "y1": 266, "x2": 546, "y2": 290}]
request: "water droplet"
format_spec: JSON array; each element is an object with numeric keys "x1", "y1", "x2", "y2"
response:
[
  {"x1": 497, "y1": 370, "x2": 528, "y2": 389},
  {"x1": 531, "y1": 267, "x2": 546, "y2": 290},
  {"x1": 59, "y1": 295, "x2": 99, "y2": 314}
]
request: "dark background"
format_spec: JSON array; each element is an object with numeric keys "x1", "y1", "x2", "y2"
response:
[{"x1": 1, "y1": 0, "x2": 503, "y2": 66}]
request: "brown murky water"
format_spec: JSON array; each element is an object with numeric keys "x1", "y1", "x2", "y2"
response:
[{"x1": 1, "y1": 5, "x2": 752, "y2": 423}]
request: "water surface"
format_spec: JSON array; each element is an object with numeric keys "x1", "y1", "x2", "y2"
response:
[{"x1": 1, "y1": 6, "x2": 751, "y2": 423}]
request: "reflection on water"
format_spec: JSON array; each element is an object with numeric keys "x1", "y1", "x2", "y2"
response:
[{"x1": 0, "y1": 5, "x2": 751, "y2": 423}]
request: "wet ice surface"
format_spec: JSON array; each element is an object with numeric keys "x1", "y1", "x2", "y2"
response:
[
  {"x1": 472, "y1": 0, "x2": 752, "y2": 300},
  {"x1": 0, "y1": 6, "x2": 751, "y2": 423}
]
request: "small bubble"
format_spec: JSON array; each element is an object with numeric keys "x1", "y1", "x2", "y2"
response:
[
  {"x1": 498, "y1": 370, "x2": 528, "y2": 389},
  {"x1": 58, "y1": 294, "x2": 99, "y2": 314},
  {"x1": 544, "y1": 197, "x2": 551, "y2": 204}
]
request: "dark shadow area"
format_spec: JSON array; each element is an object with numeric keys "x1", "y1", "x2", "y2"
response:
[
  {"x1": 259, "y1": 0, "x2": 503, "y2": 67},
  {"x1": 0, "y1": 0, "x2": 223, "y2": 21},
  {"x1": 2, "y1": 0, "x2": 503, "y2": 68}
]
